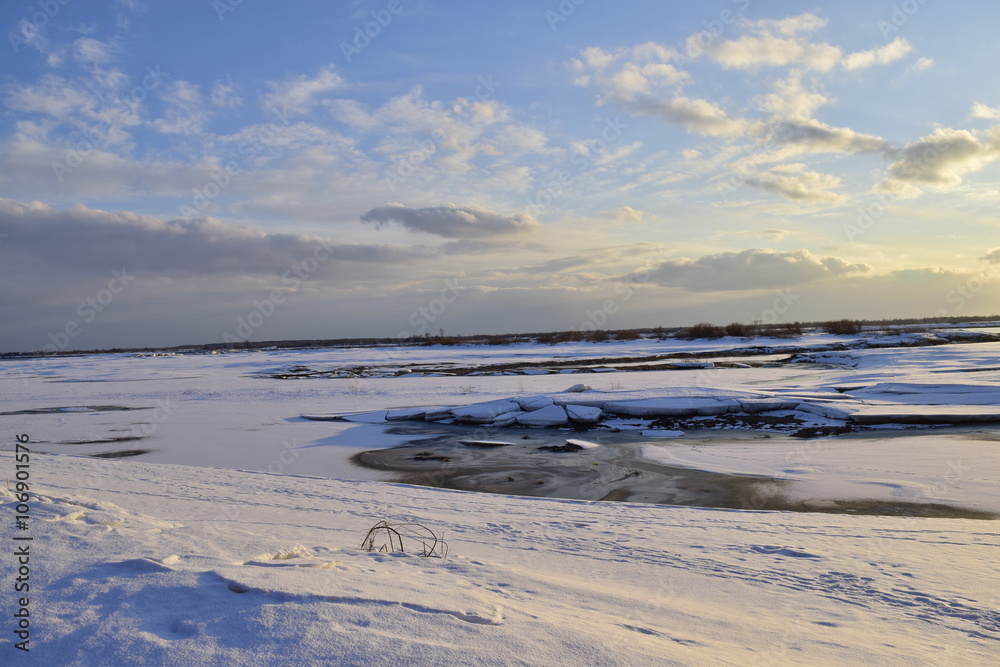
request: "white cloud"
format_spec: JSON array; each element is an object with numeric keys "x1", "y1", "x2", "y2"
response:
[
  {"x1": 692, "y1": 14, "x2": 914, "y2": 74},
  {"x1": 641, "y1": 62, "x2": 686, "y2": 83},
  {"x1": 325, "y1": 98, "x2": 380, "y2": 131},
  {"x1": 699, "y1": 34, "x2": 829, "y2": 70},
  {"x1": 574, "y1": 15, "x2": 913, "y2": 153},
  {"x1": 3, "y1": 71, "x2": 142, "y2": 148},
  {"x1": 73, "y1": 37, "x2": 116, "y2": 65},
  {"x1": 609, "y1": 67, "x2": 650, "y2": 96},
  {"x1": 327, "y1": 87, "x2": 539, "y2": 178},
  {"x1": 571, "y1": 43, "x2": 688, "y2": 92},
  {"x1": 569, "y1": 138, "x2": 641, "y2": 168},
  {"x1": 592, "y1": 140, "x2": 643, "y2": 166},
  {"x1": 754, "y1": 228, "x2": 789, "y2": 241},
  {"x1": 912, "y1": 57, "x2": 934, "y2": 72},
  {"x1": 740, "y1": 13, "x2": 828, "y2": 37},
  {"x1": 604, "y1": 206, "x2": 644, "y2": 222},
  {"x1": 494, "y1": 125, "x2": 558, "y2": 156},
  {"x1": 690, "y1": 13, "x2": 842, "y2": 71},
  {"x1": 262, "y1": 65, "x2": 343, "y2": 115},
  {"x1": 6, "y1": 75, "x2": 98, "y2": 122},
  {"x1": 757, "y1": 69, "x2": 831, "y2": 119},
  {"x1": 579, "y1": 46, "x2": 615, "y2": 69},
  {"x1": 211, "y1": 80, "x2": 242, "y2": 109},
  {"x1": 877, "y1": 127, "x2": 1000, "y2": 198},
  {"x1": 842, "y1": 37, "x2": 912, "y2": 70},
  {"x1": 461, "y1": 99, "x2": 508, "y2": 125},
  {"x1": 0, "y1": 64, "x2": 552, "y2": 222},
  {"x1": 571, "y1": 40, "x2": 771, "y2": 138},
  {"x1": 743, "y1": 165, "x2": 847, "y2": 204},
  {"x1": 711, "y1": 228, "x2": 791, "y2": 242},
  {"x1": 152, "y1": 80, "x2": 207, "y2": 135},
  {"x1": 971, "y1": 102, "x2": 1000, "y2": 120}
]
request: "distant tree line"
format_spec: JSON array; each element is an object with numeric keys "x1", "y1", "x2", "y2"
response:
[{"x1": 5, "y1": 314, "x2": 999, "y2": 358}]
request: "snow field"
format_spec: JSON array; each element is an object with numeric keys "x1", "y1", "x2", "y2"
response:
[{"x1": 3, "y1": 454, "x2": 998, "y2": 664}]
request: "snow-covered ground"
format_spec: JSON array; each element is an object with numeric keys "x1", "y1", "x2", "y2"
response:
[
  {"x1": 3, "y1": 456, "x2": 998, "y2": 665},
  {"x1": 1, "y1": 333, "x2": 999, "y2": 663}
]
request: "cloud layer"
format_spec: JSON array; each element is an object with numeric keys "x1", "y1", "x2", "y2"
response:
[
  {"x1": 361, "y1": 204, "x2": 538, "y2": 238},
  {"x1": 0, "y1": 198, "x2": 435, "y2": 278},
  {"x1": 643, "y1": 248, "x2": 870, "y2": 291}
]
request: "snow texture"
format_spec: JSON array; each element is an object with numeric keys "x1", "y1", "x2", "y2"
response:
[{"x1": 1, "y1": 455, "x2": 996, "y2": 665}]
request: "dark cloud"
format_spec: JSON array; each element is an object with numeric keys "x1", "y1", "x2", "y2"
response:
[
  {"x1": 642, "y1": 248, "x2": 870, "y2": 291},
  {"x1": 361, "y1": 203, "x2": 538, "y2": 238},
  {"x1": 0, "y1": 198, "x2": 435, "y2": 277}
]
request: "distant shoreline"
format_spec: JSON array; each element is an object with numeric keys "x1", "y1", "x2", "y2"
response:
[{"x1": 4, "y1": 315, "x2": 1000, "y2": 358}]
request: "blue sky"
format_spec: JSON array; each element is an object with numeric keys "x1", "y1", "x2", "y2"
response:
[{"x1": 2, "y1": 0, "x2": 1000, "y2": 351}]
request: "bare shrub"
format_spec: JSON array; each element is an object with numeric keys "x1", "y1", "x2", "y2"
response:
[
  {"x1": 538, "y1": 330, "x2": 584, "y2": 345},
  {"x1": 725, "y1": 322, "x2": 752, "y2": 337},
  {"x1": 686, "y1": 322, "x2": 726, "y2": 339},
  {"x1": 761, "y1": 321, "x2": 803, "y2": 338},
  {"x1": 360, "y1": 520, "x2": 448, "y2": 558},
  {"x1": 823, "y1": 319, "x2": 863, "y2": 335}
]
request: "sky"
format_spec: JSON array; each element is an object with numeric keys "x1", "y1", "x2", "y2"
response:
[{"x1": 2, "y1": 0, "x2": 1000, "y2": 352}]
